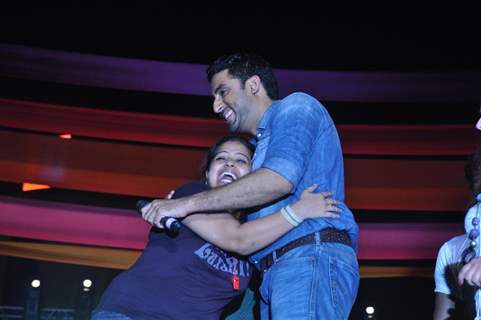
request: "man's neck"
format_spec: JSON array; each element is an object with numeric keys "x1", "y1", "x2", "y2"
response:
[{"x1": 247, "y1": 97, "x2": 273, "y2": 135}]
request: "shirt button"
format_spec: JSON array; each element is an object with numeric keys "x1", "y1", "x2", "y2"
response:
[{"x1": 257, "y1": 133, "x2": 262, "y2": 138}]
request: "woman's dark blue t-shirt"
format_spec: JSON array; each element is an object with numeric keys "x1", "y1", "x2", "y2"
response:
[{"x1": 96, "y1": 182, "x2": 252, "y2": 320}]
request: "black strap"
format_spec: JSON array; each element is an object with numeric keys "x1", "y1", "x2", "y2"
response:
[{"x1": 259, "y1": 228, "x2": 351, "y2": 272}]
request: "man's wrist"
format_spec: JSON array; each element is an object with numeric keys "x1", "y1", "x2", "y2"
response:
[{"x1": 183, "y1": 192, "x2": 202, "y2": 215}]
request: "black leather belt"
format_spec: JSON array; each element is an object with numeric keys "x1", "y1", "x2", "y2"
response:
[{"x1": 258, "y1": 228, "x2": 352, "y2": 272}]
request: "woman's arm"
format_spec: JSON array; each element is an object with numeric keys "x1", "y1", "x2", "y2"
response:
[
  {"x1": 433, "y1": 293, "x2": 455, "y2": 320},
  {"x1": 182, "y1": 185, "x2": 340, "y2": 255}
]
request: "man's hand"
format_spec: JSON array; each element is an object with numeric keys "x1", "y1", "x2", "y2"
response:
[
  {"x1": 141, "y1": 198, "x2": 189, "y2": 228},
  {"x1": 458, "y1": 257, "x2": 481, "y2": 287}
]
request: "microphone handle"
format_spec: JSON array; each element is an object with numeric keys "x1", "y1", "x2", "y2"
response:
[{"x1": 160, "y1": 216, "x2": 182, "y2": 233}]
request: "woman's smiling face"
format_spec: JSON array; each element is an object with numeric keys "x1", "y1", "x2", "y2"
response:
[{"x1": 206, "y1": 140, "x2": 252, "y2": 188}]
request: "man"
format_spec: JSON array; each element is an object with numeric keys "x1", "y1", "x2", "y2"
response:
[
  {"x1": 457, "y1": 105, "x2": 481, "y2": 287},
  {"x1": 143, "y1": 53, "x2": 359, "y2": 319},
  {"x1": 433, "y1": 104, "x2": 481, "y2": 319}
]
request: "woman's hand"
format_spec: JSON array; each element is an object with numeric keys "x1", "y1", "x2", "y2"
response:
[{"x1": 290, "y1": 184, "x2": 341, "y2": 219}]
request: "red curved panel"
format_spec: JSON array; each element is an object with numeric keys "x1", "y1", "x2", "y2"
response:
[{"x1": 1, "y1": 98, "x2": 479, "y2": 155}]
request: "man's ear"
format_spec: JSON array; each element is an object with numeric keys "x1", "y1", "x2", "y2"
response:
[{"x1": 246, "y1": 75, "x2": 261, "y2": 95}]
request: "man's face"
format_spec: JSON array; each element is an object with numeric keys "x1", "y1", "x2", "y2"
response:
[{"x1": 210, "y1": 70, "x2": 256, "y2": 134}]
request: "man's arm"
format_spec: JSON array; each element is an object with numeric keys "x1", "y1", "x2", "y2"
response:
[
  {"x1": 182, "y1": 185, "x2": 339, "y2": 255},
  {"x1": 142, "y1": 168, "x2": 291, "y2": 228}
]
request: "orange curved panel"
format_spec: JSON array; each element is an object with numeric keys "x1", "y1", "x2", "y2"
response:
[
  {"x1": 0, "y1": 240, "x2": 434, "y2": 277},
  {"x1": 345, "y1": 158, "x2": 472, "y2": 211},
  {"x1": 0, "y1": 129, "x2": 472, "y2": 210},
  {"x1": 0, "y1": 240, "x2": 141, "y2": 270},
  {"x1": 0, "y1": 129, "x2": 203, "y2": 197}
]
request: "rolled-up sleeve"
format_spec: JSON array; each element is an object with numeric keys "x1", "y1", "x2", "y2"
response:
[
  {"x1": 434, "y1": 241, "x2": 451, "y2": 295},
  {"x1": 261, "y1": 93, "x2": 330, "y2": 190}
]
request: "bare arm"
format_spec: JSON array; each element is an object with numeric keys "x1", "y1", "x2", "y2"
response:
[
  {"x1": 188, "y1": 168, "x2": 292, "y2": 212},
  {"x1": 433, "y1": 293, "x2": 455, "y2": 320},
  {"x1": 182, "y1": 185, "x2": 339, "y2": 255},
  {"x1": 143, "y1": 168, "x2": 292, "y2": 228}
]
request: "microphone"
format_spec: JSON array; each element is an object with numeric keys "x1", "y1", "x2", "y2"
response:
[{"x1": 136, "y1": 200, "x2": 182, "y2": 233}]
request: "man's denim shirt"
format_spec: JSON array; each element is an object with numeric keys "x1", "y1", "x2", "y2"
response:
[{"x1": 248, "y1": 92, "x2": 359, "y2": 267}]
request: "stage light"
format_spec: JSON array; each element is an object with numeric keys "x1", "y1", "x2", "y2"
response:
[
  {"x1": 76, "y1": 278, "x2": 94, "y2": 319},
  {"x1": 22, "y1": 183, "x2": 51, "y2": 192},
  {"x1": 25, "y1": 279, "x2": 41, "y2": 320},
  {"x1": 31, "y1": 279, "x2": 40, "y2": 288},
  {"x1": 59, "y1": 133, "x2": 72, "y2": 139},
  {"x1": 365, "y1": 305, "x2": 376, "y2": 319},
  {"x1": 82, "y1": 279, "x2": 92, "y2": 290}
]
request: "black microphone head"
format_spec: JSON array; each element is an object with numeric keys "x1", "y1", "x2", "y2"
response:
[
  {"x1": 170, "y1": 220, "x2": 182, "y2": 232},
  {"x1": 136, "y1": 200, "x2": 150, "y2": 212}
]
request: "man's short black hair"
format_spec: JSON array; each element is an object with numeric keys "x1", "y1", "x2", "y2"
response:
[{"x1": 206, "y1": 53, "x2": 279, "y2": 100}]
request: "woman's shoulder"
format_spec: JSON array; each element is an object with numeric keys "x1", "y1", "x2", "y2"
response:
[{"x1": 172, "y1": 181, "x2": 208, "y2": 199}]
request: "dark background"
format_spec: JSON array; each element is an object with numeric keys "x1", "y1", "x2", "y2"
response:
[
  {"x1": 1, "y1": 2, "x2": 480, "y2": 122},
  {"x1": 1, "y1": 2, "x2": 480, "y2": 71}
]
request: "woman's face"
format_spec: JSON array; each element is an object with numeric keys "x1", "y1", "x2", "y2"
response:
[{"x1": 206, "y1": 140, "x2": 252, "y2": 188}]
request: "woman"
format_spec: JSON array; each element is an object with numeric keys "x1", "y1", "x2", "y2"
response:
[{"x1": 92, "y1": 136, "x2": 339, "y2": 320}]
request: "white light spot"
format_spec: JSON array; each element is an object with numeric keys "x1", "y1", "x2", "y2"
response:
[
  {"x1": 83, "y1": 279, "x2": 92, "y2": 288},
  {"x1": 31, "y1": 279, "x2": 40, "y2": 288},
  {"x1": 365, "y1": 306, "x2": 375, "y2": 315}
]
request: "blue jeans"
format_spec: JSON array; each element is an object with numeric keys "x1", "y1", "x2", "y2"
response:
[
  {"x1": 259, "y1": 242, "x2": 359, "y2": 320},
  {"x1": 91, "y1": 310, "x2": 132, "y2": 320}
]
